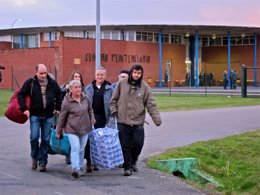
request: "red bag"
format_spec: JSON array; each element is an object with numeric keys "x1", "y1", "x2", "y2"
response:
[{"x1": 4, "y1": 89, "x2": 31, "y2": 124}]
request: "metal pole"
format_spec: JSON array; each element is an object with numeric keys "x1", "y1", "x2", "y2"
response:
[
  {"x1": 241, "y1": 64, "x2": 247, "y2": 98},
  {"x1": 204, "y1": 64, "x2": 207, "y2": 96},
  {"x1": 195, "y1": 31, "x2": 199, "y2": 88},
  {"x1": 253, "y1": 33, "x2": 257, "y2": 86},
  {"x1": 227, "y1": 31, "x2": 231, "y2": 88},
  {"x1": 95, "y1": 0, "x2": 101, "y2": 69},
  {"x1": 170, "y1": 63, "x2": 172, "y2": 96},
  {"x1": 11, "y1": 66, "x2": 14, "y2": 91},
  {"x1": 159, "y1": 31, "x2": 162, "y2": 88}
]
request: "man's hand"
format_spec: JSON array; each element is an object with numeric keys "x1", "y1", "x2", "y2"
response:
[
  {"x1": 111, "y1": 112, "x2": 118, "y2": 118},
  {"x1": 23, "y1": 110, "x2": 30, "y2": 118},
  {"x1": 53, "y1": 110, "x2": 60, "y2": 115},
  {"x1": 156, "y1": 121, "x2": 162, "y2": 127}
]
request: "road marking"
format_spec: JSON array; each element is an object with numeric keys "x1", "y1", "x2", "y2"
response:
[
  {"x1": 55, "y1": 192, "x2": 65, "y2": 195},
  {"x1": 0, "y1": 170, "x2": 22, "y2": 180}
]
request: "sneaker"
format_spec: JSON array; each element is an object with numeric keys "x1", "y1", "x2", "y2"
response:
[
  {"x1": 31, "y1": 160, "x2": 37, "y2": 170},
  {"x1": 124, "y1": 169, "x2": 132, "y2": 176},
  {"x1": 39, "y1": 164, "x2": 46, "y2": 172},
  {"x1": 71, "y1": 170, "x2": 80, "y2": 178},
  {"x1": 93, "y1": 165, "x2": 99, "y2": 171},
  {"x1": 65, "y1": 156, "x2": 71, "y2": 165},
  {"x1": 132, "y1": 165, "x2": 138, "y2": 172},
  {"x1": 79, "y1": 168, "x2": 86, "y2": 176}
]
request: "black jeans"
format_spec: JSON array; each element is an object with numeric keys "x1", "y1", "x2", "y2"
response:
[
  {"x1": 84, "y1": 113, "x2": 106, "y2": 164},
  {"x1": 118, "y1": 123, "x2": 144, "y2": 170}
]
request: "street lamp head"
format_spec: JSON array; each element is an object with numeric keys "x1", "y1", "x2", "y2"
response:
[{"x1": 12, "y1": 18, "x2": 22, "y2": 28}]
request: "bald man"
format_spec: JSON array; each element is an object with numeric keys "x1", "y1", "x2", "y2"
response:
[{"x1": 18, "y1": 64, "x2": 62, "y2": 172}]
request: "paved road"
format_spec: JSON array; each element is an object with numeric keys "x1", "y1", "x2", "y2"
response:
[{"x1": 0, "y1": 105, "x2": 260, "y2": 195}]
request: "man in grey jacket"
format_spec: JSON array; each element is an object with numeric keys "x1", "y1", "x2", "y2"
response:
[
  {"x1": 84, "y1": 66, "x2": 114, "y2": 172},
  {"x1": 110, "y1": 64, "x2": 162, "y2": 176}
]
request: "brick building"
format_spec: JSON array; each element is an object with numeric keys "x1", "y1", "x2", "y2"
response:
[{"x1": 0, "y1": 25, "x2": 259, "y2": 89}]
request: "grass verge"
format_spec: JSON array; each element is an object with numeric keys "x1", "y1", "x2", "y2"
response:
[
  {"x1": 0, "y1": 90, "x2": 260, "y2": 116},
  {"x1": 155, "y1": 94, "x2": 260, "y2": 111},
  {"x1": 0, "y1": 89, "x2": 12, "y2": 116},
  {"x1": 147, "y1": 130, "x2": 260, "y2": 194}
]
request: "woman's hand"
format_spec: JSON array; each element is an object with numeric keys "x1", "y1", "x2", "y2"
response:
[{"x1": 55, "y1": 132, "x2": 62, "y2": 139}]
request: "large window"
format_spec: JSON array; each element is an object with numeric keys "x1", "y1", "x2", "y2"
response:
[
  {"x1": 204, "y1": 35, "x2": 254, "y2": 46},
  {"x1": 13, "y1": 34, "x2": 39, "y2": 48},
  {"x1": 103, "y1": 31, "x2": 110, "y2": 39},
  {"x1": 112, "y1": 31, "x2": 119, "y2": 40},
  {"x1": 64, "y1": 31, "x2": 84, "y2": 38},
  {"x1": 170, "y1": 34, "x2": 182, "y2": 44},
  {"x1": 43, "y1": 32, "x2": 60, "y2": 41},
  {"x1": 127, "y1": 31, "x2": 135, "y2": 41}
]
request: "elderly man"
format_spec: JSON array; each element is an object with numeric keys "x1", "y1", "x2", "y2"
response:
[
  {"x1": 84, "y1": 66, "x2": 114, "y2": 172},
  {"x1": 111, "y1": 69, "x2": 129, "y2": 89},
  {"x1": 18, "y1": 64, "x2": 62, "y2": 172}
]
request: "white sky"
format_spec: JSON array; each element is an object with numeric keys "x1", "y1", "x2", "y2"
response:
[{"x1": 0, "y1": 0, "x2": 259, "y2": 29}]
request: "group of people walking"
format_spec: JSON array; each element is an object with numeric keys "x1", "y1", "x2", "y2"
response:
[{"x1": 17, "y1": 63, "x2": 162, "y2": 178}]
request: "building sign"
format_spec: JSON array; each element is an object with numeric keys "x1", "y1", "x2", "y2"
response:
[{"x1": 85, "y1": 53, "x2": 150, "y2": 63}]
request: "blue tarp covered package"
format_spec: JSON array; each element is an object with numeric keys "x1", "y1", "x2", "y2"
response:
[{"x1": 89, "y1": 127, "x2": 124, "y2": 169}]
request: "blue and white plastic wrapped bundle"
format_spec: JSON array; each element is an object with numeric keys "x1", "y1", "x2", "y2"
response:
[{"x1": 89, "y1": 121, "x2": 124, "y2": 169}]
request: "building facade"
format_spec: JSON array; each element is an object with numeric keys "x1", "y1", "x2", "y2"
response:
[{"x1": 0, "y1": 25, "x2": 259, "y2": 89}]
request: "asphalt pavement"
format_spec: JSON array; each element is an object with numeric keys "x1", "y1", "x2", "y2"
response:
[{"x1": 0, "y1": 90, "x2": 259, "y2": 195}]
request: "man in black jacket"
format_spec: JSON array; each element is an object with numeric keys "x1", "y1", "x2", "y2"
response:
[{"x1": 18, "y1": 64, "x2": 62, "y2": 172}]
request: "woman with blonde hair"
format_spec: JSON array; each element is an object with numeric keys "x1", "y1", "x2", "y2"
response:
[{"x1": 56, "y1": 80, "x2": 95, "y2": 178}]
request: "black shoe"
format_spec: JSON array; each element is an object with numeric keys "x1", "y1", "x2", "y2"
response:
[
  {"x1": 93, "y1": 165, "x2": 99, "y2": 171},
  {"x1": 39, "y1": 164, "x2": 46, "y2": 172},
  {"x1": 132, "y1": 165, "x2": 138, "y2": 172},
  {"x1": 31, "y1": 160, "x2": 37, "y2": 170},
  {"x1": 71, "y1": 170, "x2": 80, "y2": 178},
  {"x1": 124, "y1": 169, "x2": 132, "y2": 176},
  {"x1": 86, "y1": 164, "x2": 92, "y2": 173},
  {"x1": 65, "y1": 156, "x2": 71, "y2": 165}
]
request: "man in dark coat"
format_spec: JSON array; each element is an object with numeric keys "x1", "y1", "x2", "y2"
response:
[{"x1": 18, "y1": 64, "x2": 62, "y2": 172}]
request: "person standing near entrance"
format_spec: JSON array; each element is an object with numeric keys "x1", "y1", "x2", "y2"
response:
[
  {"x1": 83, "y1": 66, "x2": 114, "y2": 172},
  {"x1": 164, "y1": 70, "x2": 168, "y2": 87},
  {"x1": 18, "y1": 64, "x2": 62, "y2": 172},
  {"x1": 223, "y1": 70, "x2": 228, "y2": 89},
  {"x1": 110, "y1": 64, "x2": 162, "y2": 176}
]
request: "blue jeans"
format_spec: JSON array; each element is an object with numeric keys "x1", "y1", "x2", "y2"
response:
[
  {"x1": 67, "y1": 133, "x2": 88, "y2": 171},
  {"x1": 30, "y1": 115, "x2": 53, "y2": 165}
]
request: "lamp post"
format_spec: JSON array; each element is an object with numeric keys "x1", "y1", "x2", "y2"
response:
[{"x1": 11, "y1": 18, "x2": 22, "y2": 49}]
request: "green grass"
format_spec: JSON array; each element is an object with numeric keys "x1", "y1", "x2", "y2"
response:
[
  {"x1": 155, "y1": 94, "x2": 260, "y2": 111},
  {"x1": 0, "y1": 90, "x2": 260, "y2": 116},
  {"x1": 147, "y1": 130, "x2": 260, "y2": 194},
  {"x1": 0, "y1": 89, "x2": 12, "y2": 116}
]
